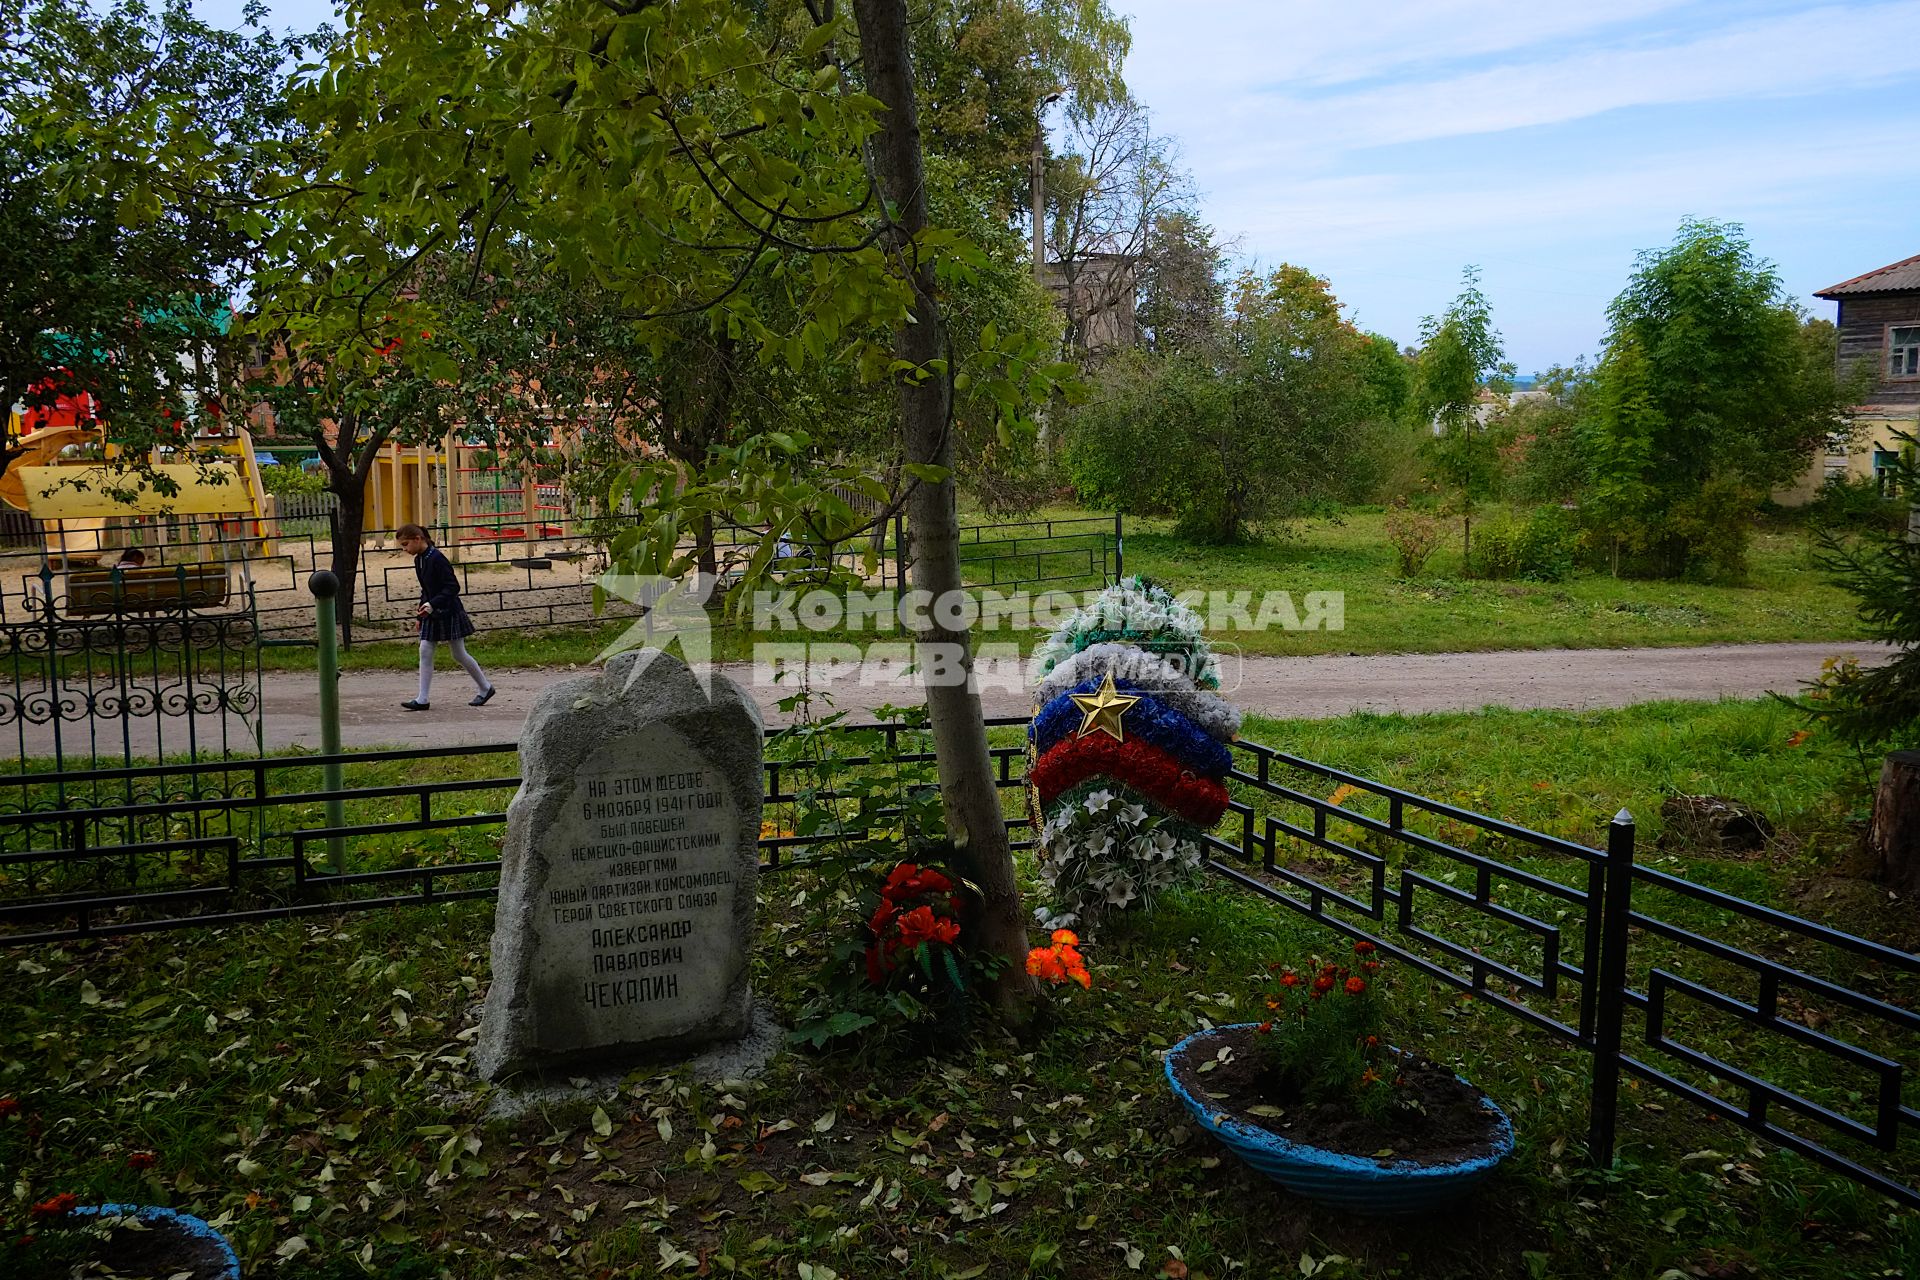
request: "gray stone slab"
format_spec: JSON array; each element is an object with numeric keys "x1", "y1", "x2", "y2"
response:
[{"x1": 476, "y1": 648, "x2": 764, "y2": 1082}]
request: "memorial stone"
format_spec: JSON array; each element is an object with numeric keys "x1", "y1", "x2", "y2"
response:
[{"x1": 476, "y1": 649, "x2": 763, "y2": 1081}]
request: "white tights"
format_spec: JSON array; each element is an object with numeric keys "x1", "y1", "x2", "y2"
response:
[{"x1": 418, "y1": 636, "x2": 490, "y2": 703}]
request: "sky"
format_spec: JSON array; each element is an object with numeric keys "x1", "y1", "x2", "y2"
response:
[
  {"x1": 1113, "y1": 0, "x2": 1920, "y2": 371},
  {"x1": 198, "y1": 0, "x2": 1920, "y2": 374}
]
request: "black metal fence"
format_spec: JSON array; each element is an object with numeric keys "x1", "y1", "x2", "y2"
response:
[
  {"x1": 7, "y1": 694, "x2": 1902, "y2": 1206},
  {"x1": 952, "y1": 514, "x2": 1121, "y2": 591},
  {"x1": 0, "y1": 719, "x2": 1031, "y2": 946},
  {"x1": 1208, "y1": 738, "x2": 1920, "y2": 1210}
]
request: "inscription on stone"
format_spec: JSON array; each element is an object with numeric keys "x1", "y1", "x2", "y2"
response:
[{"x1": 533, "y1": 737, "x2": 735, "y2": 1032}]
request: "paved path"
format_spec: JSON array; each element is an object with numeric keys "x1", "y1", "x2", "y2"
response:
[
  {"x1": 269, "y1": 640, "x2": 1884, "y2": 752},
  {"x1": 13, "y1": 640, "x2": 1886, "y2": 759}
]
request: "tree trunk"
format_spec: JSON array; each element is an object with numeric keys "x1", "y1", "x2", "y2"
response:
[
  {"x1": 1870, "y1": 751, "x2": 1920, "y2": 895},
  {"x1": 853, "y1": 0, "x2": 1038, "y2": 1021}
]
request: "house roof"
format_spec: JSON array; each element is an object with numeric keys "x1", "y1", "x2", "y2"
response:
[{"x1": 1816, "y1": 254, "x2": 1920, "y2": 298}]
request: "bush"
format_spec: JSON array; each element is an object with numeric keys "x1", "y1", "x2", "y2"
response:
[
  {"x1": 259, "y1": 461, "x2": 328, "y2": 498},
  {"x1": 1383, "y1": 498, "x2": 1446, "y2": 576},
  {"x1": 1661, "y1": 476, "x2": 1754, "y2": 582},
  {"x1": 1474, "y1": 505, "x2": 1579, "y2": 582},
  {"x1": 1807, "y1": 474, "x2": 1906, "y2": 533}
]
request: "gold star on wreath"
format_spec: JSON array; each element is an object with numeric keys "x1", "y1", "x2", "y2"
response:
[{"x1": 1070, "y1": 670, "x2": 1140, "y2": 742}]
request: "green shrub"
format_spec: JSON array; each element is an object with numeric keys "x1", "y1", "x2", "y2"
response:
[
  {"x1": 1383, "y1": 497, "x2": 1446, "y2": 576},
  {"x1": 259, "y1": 461, "x2": 327, "y2": 497},
  {"x1": 1661, "y1": 476, "x2": 1754, "y2": 582},
  {"x1": 1474, "y1": 505, "x2": 1578, "y2": 582},
  {"x1": 1807, "y1": 474, "x2": 1906, "y2": 533}
]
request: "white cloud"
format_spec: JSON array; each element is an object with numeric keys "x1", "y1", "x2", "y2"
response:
[
  {"x1": 1120, "y1": 0, "x2": 1694, "y2": 92},
  {"x1": 1128, "y1": 2, "x2": 1920, "y2": 169},
  {"x1": 1219, "y1": 122, "x2": 1918, "y2": 255}
]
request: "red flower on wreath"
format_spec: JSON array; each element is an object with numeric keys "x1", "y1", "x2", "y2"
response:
[{"x1": 1029, "y1": 734, "x2": 1230, "y2": 826}]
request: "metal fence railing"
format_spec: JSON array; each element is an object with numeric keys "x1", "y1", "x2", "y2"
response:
[
  {"x1": 953, "y1": 514, "x2": 1121, "y2": 592},
  {"x1": 1209, "y1": 738, "x2": 1920, "y2": 1209},
  {"x1": 1, "y1": 715, "x2": 1914, "y2": 1211}
]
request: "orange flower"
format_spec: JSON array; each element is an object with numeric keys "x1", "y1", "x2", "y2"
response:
[
  {"x1": 1352, "y1": 940, "x2": 1376, "y2": 956},
  {"x1": 1312, "y1": 973, "x2": 1335, "y2": 994},
  {"x1": 29, "y1": 1194, "x2": 77, "y2": 1220},
  {"x1": 1256, "y1": 1021, "x2": 1273, "y2": 1033},
  {"x1": 1028, "y1": 934, "x2": 1092, "y2": 989},
  {"x1": 1027, "y1": 948, "x2": 1065, "y2": 981},
  {"x1": 1785, "y1": 729, "x2": 1812, "y2": 748},
  {"x1": 1279, "y1": 972, "x2": 1300, "y2": 988},
  {"x1": 1344, "y1": 976, "x2": 1366, "y2": 996}
]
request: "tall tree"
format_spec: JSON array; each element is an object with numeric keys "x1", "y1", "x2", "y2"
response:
[
  {"x1": 251, "y1": 0, "x2": 1090, "y2": 1019},
  {"x1": 1043, "y1": 95, "x2": 1191, "y2": 356},
  {"x1": 1585, "y1": 220, "x2": 1860, "y2": 577},
  {"x1": 1066, "y1": 265, "x2": 1371, "y2": 543},
  {"x1": 1135, "y1": 210, "x2": 1223, "y2": 355},
  {"x1": 0, "y1": 0, "x2": 310, "y2": 475},
  {"x1": 853, "y1": 0, "x2": 1037, "y2": 1016},
  {"x1": 1413, "y1": 266, "x2": 1510, "y2": 571}
]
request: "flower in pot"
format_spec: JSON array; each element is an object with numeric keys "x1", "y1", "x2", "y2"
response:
[{"x1": 1164, "y1": 940, "x2": 1515, "y2": 1215}]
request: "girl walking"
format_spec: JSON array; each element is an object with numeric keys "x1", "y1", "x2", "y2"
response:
[{"x1": 396, "y1": 523, "x2": 496, "y2": 711}]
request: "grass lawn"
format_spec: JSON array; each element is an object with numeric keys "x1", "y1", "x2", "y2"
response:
[
  {"x1": 254, "y1": 505, "x2": 1868, "y2": 673},
  {"x1": 5, "y1": 700, "x2": 1912, "y2": 1279},
  {"x1": 1117, "y1": 506, "x2": 1867, "y2": 658}
]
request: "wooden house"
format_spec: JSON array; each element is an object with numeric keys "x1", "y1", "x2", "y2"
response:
[{"x1": 1779, "y1": 254, "x2": 1920, "y2": 502}]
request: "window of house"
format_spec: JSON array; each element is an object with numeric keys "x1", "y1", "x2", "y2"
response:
[
  {"x1": 1890, "y1": 325, "x2": 1920, "y2": 378},
  {"x1": 1874, "y1": 449, "x2": 1903, "y2": 495}
]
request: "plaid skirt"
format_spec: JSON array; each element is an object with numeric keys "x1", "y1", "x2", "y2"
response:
[{"x1": 420, "y1": 604, "x2": 477, "y2": 642}]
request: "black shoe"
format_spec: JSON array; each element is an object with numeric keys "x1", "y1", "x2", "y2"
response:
[
  {"x1": 401, "y1": 699, "x2": 430, "y2": 712},
  {"x1": 470, "y1": 686, "x2": 497, "y2": 707}
]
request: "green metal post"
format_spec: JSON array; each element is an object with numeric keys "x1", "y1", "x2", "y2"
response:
[{"x1": 309, "y1": 571, "x2": 347, "y2": 874}]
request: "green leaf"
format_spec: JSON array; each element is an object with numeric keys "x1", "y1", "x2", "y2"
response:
[{"x1": 901, "y1": 462, "x2": 949, "y2": 484}]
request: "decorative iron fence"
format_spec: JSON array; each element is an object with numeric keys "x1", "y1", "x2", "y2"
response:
[
  {"x1": 1209, "y1": 738, "x2": 1920, "y2": 1209},
  {"x1": 0, "y1": 579, "x2": 263, "y2": 773}
]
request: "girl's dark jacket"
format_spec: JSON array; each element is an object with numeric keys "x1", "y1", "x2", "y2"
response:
[{"x1": 413, "y1": 545, "x2": 476, "y2": 642}]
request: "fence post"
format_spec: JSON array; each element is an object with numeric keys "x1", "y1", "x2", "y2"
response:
[
  {"x1": 894, "y1": 511, "x2": 908, "y2": 594},
  {"x1": 309, "y1": 571, "x2": 347, "y2": 874},
  {"x1": 1113, "y1": 512, "x2": 1124, "y2": 584},
  {"x1": 1589, "y1": 807, "x2": 1635, "y2": 1169}
]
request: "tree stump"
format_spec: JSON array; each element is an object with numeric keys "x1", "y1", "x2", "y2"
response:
[{"x1": 1870, "y1": 751, "x2": 1920, "y2": 895}]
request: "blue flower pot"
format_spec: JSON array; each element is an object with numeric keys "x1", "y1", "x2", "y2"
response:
[
  {"x1": 70, "y1": 1204, "x2": 241, "y2": 1279},
  {"x1": 1165, "y1": 1024, "x2": 1514, "y2": 1216}
]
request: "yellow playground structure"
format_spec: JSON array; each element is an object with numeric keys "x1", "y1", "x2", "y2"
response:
[{"x1": 1, "y1": 406, "x2": 271, "y2": 614}]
